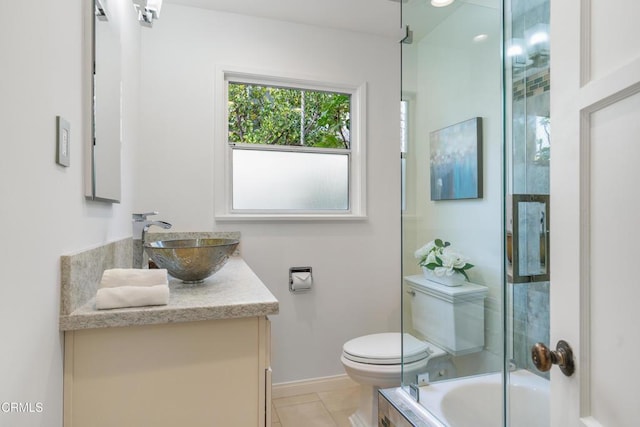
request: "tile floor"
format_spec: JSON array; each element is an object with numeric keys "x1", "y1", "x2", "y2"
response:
[{"x1": 272, "y1": 386, "x2": 361, "y2": 427}]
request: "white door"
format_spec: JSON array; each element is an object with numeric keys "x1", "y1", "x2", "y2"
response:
[{"x1": 550, "y1": 0, "x2": 640, "y2": 425}]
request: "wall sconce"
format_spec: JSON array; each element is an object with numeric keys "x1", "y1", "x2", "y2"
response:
[
  {"x1": 133, "y1": 0, "x2": 162, "y2": 27},
  {"x1": 95, "y1": 0, "x2": 108, "y2": 21}
]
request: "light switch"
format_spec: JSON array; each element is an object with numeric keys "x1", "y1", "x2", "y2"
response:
[{"x1": 56, "y1": 116, "x2": 70, "y2": 167}]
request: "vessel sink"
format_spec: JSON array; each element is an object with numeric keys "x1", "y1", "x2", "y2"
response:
[{"x1": 144, "y1": 238, "x2": 239, "y2": 283}]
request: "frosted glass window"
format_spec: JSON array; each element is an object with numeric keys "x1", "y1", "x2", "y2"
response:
[{"x1": 232, "y1": 149, "x2": 349, "y2": 211}]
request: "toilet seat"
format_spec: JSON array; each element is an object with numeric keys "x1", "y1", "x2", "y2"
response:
[{"x1": 342, "y1": 333, "x2": 430, "y2": 365}]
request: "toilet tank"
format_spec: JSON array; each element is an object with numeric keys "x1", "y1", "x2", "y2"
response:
[{"x1": 405, "y1": 275, "x2": 488, "y2": 356}]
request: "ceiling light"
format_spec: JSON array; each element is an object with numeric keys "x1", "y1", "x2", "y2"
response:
[
  {"x1": 528, "y1": 31, "x2": 549, "y2": 46},
  {"x1": 524, "y1": 23, "x2": 549, "y2": 64},
  {"x1": 525, "y1": 23, "x2": 549, "y2": 47},
  {"x1": 506, "y1": 39, "x2": 526, "y2": 56},
  {"x1": 506, "y1": 45, "x2": 524, "y2": 56},
  {"x1": 506, "y1": 38, "x2": 530, "y2": 67},
  {"x1": 473, "y1": 34, "x2": 488, "y2": 43},
  {"x1": 431, "y1": 0, "x2": 455, "y2": 7}
]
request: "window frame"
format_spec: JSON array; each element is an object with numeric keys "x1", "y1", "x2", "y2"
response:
[{"x1": 214, "y1": 66, "x2": 367, "y2": 221}]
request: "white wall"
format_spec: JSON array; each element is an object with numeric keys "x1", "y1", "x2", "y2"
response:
[
  {"x1": 0, "y1": 0, "x2": 138, "y2": 425},
  {"x1": 135, "y1": 4, "x2": 401, "y2": 383}
]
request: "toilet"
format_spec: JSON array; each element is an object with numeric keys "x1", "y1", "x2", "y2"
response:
[
  {"x1": 341, "y1": 332, "x2": 452, "y2": 427},
  {"x1": 340, "y1": 275, "x2": 488, "y2": 427}
]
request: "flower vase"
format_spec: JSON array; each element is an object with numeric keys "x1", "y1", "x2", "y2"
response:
[{"x1": 422, "y1": 267, "x2": 466, "y2": 287}]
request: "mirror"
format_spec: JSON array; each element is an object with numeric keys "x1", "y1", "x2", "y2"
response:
[{"x1": 85, "y1": 0, "x2": 122, "y2": 202}]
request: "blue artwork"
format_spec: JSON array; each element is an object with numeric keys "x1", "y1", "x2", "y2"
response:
[{"x1": 430, "y1": 117, "x2": 483, "y2": 200}]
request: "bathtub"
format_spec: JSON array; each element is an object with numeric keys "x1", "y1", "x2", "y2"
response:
[{"x1": 395, "y1": 370, "x2": 549, "y2": 427}]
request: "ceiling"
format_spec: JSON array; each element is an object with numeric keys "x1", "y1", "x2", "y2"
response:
[
  {"x1": 165, "y1": 0, "x2": 403, "y2": 39},
  {"x1": 402, "y1": 0, "x2": 499, "y2": 42}
]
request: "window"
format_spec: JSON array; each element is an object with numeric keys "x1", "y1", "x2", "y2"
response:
[{"x1": 214, "y1": 68, "x2": 366, "y2": 219}]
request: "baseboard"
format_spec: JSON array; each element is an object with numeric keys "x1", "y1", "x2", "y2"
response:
[{"x1": 272, "y1": 374, "x2": 359, "y2": 399}]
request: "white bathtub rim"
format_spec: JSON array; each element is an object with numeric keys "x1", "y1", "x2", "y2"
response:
[{"x1": 405, "y1": 369, "x2": 549, "y2": 426}]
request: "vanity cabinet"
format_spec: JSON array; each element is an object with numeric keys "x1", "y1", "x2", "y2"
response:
[
  {"x1": 60, "y1": 251, "x2": 277, "y2": 427},
  {"x1": 63, "y1": 316, "x2": 271, "y2": 427}
]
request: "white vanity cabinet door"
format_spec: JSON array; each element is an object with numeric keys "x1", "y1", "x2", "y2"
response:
[{"x1": 64, "y1": 317, "x2": 271, "y2": 427}]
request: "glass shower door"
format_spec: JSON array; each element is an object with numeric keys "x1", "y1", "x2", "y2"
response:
[
  {"x1": 400, "y1": 0, "x2": 504, "y2": 425},
  {"x1": 398, "y1": 0, "x2": 553, "y2": 425},
  {"x1": 505, "y1": 0, "x2": 551, "y2": 425}
]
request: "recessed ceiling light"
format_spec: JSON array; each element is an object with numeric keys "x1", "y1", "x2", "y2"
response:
[
  {"x1": 431, "y1": 0, "x2": 455, "y2": 7},
  {"x1": 528, "y1": 31, "x2": 549, "y2": 46},
  {"x1": 473, "y1": 34, "x2": 489, "y2": 43},
  {"x1": 506, "y1": 45, "x2": 524, "y2": 56},
  {"x1": 506, "y1": 38, "x2": 527, "y2": 57}
]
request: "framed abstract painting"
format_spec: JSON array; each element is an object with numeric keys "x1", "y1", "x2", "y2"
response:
[{"x1": 429, "y1": 117, "x2": 483, "y2": 200}]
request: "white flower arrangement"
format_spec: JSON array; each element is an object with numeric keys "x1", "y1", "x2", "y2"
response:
[{"x1": 414, "y1": 238, "x2": 474, "y2": 281}]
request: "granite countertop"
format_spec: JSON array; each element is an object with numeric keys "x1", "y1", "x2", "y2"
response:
[{"x1": 60, "y1": 256, "x2": 279, "y2": 331}]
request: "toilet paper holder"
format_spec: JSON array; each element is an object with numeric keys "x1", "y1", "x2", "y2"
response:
[{"x1": 289, "y1": 267, "x2": 313, "y2": 293}]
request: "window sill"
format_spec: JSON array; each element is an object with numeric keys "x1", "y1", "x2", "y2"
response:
[{"x1": 214, "y1": 213, "x2": 368, "y2": 222}]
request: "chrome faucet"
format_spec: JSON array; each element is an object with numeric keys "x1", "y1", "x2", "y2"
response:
[
  {"x1": 132, "y1": 212, "x2": 172, "y2": 268},
  {"x1": 141, "y1": 220, "x2": 172, "y2": 244}
]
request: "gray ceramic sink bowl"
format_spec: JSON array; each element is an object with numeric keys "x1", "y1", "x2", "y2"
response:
[{"x1": 144, "y1": 238, "x2": 239, "y2": 283}]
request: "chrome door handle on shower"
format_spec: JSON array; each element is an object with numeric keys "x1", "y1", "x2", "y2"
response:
[{"x1": 406, "y1": 289, "x2": 416, "y2": 296}]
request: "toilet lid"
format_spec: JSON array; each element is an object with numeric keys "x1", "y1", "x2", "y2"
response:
[{"x1": 342, "y1": 333, "x2": 429, "y2": 365}]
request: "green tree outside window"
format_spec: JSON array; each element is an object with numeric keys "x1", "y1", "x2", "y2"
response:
[{"x1": 228, "y1": 83, "x2": 351, "y2": 149}]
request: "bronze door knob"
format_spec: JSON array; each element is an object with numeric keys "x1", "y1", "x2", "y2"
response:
[{"x1": 531, "y1": 340, "x2": 575, "y2": 377}]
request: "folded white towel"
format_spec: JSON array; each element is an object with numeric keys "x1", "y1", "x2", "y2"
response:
[
  {"x1": 95, "y1": 284, "x2": 170, "y2": 310},
  {"x1": 100, "y1": 268, "x2": 168, "y2": 288},
  {"x1": 95, "y1": 268, "x2": 170, "y2": 309}
]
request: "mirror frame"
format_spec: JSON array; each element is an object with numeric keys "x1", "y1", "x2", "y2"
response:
[{"x1": 84, "y1": 0, "x2": 122, "y2": 203}]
